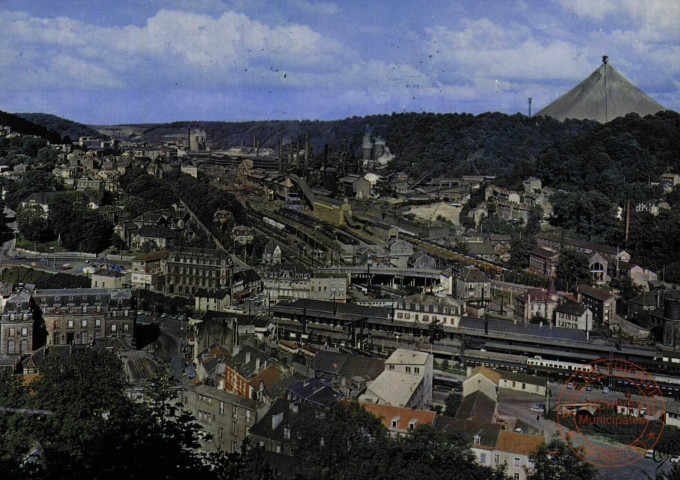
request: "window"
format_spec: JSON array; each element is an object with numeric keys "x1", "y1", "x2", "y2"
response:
[
  {"x1": 232, "y1": 405, "x2": 237, "y2": 418},
  {"x1": 68, "y1": 320, "x2": 74, "y2": 329},
  {"x1": 494, "y1": 454, "x2": 500, "y2": 465},
  {"x1": 284, "y1": 427, "x2": 291, "y2": 439},
  {"x1": 219, "y1": 428, "x2": 224, "y2": 441},
  {"x1": 514, "y1": 474, "x2": 520, "y2": 480},
  {"x1": 480, "y1": 453, "x2": 486, "y2": 464},
  {"x1": 414, "y1": 367, "x2": 420, "y2": 374},
  {"x1": 111, "y1": 324, "x2": 117, "y2": 332},
  {"x1": 246, "y1": 410, "x2": 251, "y2": 423},
  {"x1": 275, "y1": 445, "x2": 281, "y2": 453},
  {"x1": 232, "y1": 422, "x2": 237, "y2": 435},
  {"x1": 7, "y1": 339, "x2": 15, "y2": 354},
  {"x1": 54, "y1": 321, "x2": 59, "y2": 329},
  {"x1": 220, "y1": 401, "x2": 224, "y2": 415},
  {"x1": 405, "y1": 367, "x2": 411, "y2": 373},
  {"x1": 514, "y1": 457, "x2": 520, "y2": 467},
  {"x1": 389, "y1": 365, "x2": 395, "y2": 371},
  {"x1": 473, "y1": 435, "x2": 481, "y2": 445},
  {"x1": 82, "y1": 319, "x2": 87, "y2": 328}
]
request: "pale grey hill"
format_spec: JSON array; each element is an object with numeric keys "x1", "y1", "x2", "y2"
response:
[{"x1": 537, "y1": 63, "x2": 665, "y2": 124}]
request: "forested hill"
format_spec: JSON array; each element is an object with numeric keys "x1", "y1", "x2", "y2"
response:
[
  {"x1": 16, "y1": 112, "x2": 106, "y2": 142},
  {"x1": 142, "y1": 113, "x2": 598, "y2": 177},
  {"x1": 0, "y1": 110, "x2": 62, "y2": 144},
  {"x1": 534, "y1": 110, "x2": 680, "y2": 204}
]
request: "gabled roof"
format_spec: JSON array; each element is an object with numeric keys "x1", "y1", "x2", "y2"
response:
[
  {"x1": 458, "y1": 266, "x2": 489, "y2": 283},
  {"x1": 576, "y1": 285, "x2": 615, "y2": 302},
  {"x1": 555, "y1": 301, "x2": 589, "y2": 316},
  {"x1": 250, "y1": 365, "x2": 284, "y2": 390},
  {"x1": 455, "y1": 391, "x2": 496, "y2": 423},
  {"x1": 286, "y1": 378, "x2": 342, "y2": 407},
  {"x1": 470, "y1": 366, "x2": 501, "y2": 385},
  {"x1": 434, "y1": 416, "x2": 501, "y2": 448},
  {"x1": 310, "y1": 351, "x2": 385, "y2": 381},
  {"x1": 495, "y1": 430, "x2": 544, "y2": 456},
  {"x1": 361, "y1": 402, "x2": 436, "y2": 431}
]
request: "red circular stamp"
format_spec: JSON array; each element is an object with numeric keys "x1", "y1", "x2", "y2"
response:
[{"x1": 555, "y1": 358, "x2": 666, "y2": 468}]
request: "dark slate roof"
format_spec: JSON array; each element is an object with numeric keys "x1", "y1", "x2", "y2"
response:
[
  {"x1": 21, "y1": 191, "x2": 59, "y2": 205},
  {"x1": 458, "y1": 316, "x2": 588, "y2": 342},
  {"x1": 92, "y1": 269, "x2": 125, "y2": 278},
  {"x1": 629, "y1": 291, "x2": 660, "y2": 307},
  {"x1": 233, "y1": 269, "x2": 261, "y2": 283},
  {"x1": 536, "y1": 232, "x2": 621, "y2": 256},
  {"x1": 455, "y1": 391, "x2": 496, "y2": 423},
  {"x1": 458, "y1": 266, "x2": 489, "y2": 283},
  {"x1": 434, "y1": 416, "x2": 501, "y2": 448},
  {"x1": 225, "y1": 346, "x2": 270, "y2": 379},
  {"x1": 248, "y1": 398, "x2": 318, "y2": 443},
  {"x1": 530, "y1": 246, "x2": 559, "y2": 259},
  {"x1": 265, "y1": 372, "x2": 308, "y2": 400},
  {"x1": 286, "y1": 378, "x2": 343, "y2": 407},
  {"x1": 137, "y1": 224, "x2": 177, "y2": 239},
  {"x1": 310, "y1": 351, "x2": 385, "y2": 381},
  {"x1": 272, "y1": 299, "x2": 391, "y2": 321},
  {"x1": 576, "y1": 285, "x2": 615, "y2": 302},
  {"x1": 555, "y1": 301, "x2": 589, "y2": 316}
]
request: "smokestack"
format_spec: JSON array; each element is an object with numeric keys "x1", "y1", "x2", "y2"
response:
[
  {"x1": 278, "y1": 139, "x2": 283, "y2": 172},
  {"x1": 625, "y1": 199, "x2": 631, "y2": 241},
  {"x1": 304, "y1": 132, "x2": 309, "y2": 168},
  {"x1": 528, "y1": 98, "x2": 532, "y2": 117},
  {"x1": 253, "y1": 134, "x2": 256, "y2": 152}
]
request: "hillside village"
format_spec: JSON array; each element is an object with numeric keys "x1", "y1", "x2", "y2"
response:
[{"x1": 1, "y1": 60, "x2": 680, "y2": 479}]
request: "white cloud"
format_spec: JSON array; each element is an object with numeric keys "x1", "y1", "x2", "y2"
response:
[{"x1": 288, "y1": 0, "x2": 339, "y2": 16}]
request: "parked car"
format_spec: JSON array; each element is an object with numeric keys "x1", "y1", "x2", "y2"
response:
[
  {"x1": 586, "y1": 385, "x2": 593, "y2": 392},
  {"x1": 566, "y1": 383, "x2": 574, "y2": 390},
  {"x1": 603, "y1": 387, "x2": 610, "y2": 394},
  {"x1": 530, "y1": 405, "x2": 546, "y2": 413},
  {"x1": 645, "y1": 450, "x2": 655, "y2": 459},
  {"x1": 671, "y1": 455, "x2": 680, "y2": 464}
]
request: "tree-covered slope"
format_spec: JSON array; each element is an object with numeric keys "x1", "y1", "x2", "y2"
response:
[
  {"x1": 16, "y1": 112, "x2": 107, "y2": 142},
  {"x1": 0, "y1": 110, "x2": 62, "y2": 143}
]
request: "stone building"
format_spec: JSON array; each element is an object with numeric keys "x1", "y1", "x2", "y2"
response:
[
  {"x1": 0, "y1": 290, "x2": 34, "y2": 357},
  {"x1": 165, "y1": 247, "x2": 232, "y2": 296},
  {"x1": 180, "y1": 383, "x2": 257, "y2": 454},
  {"x1": 456, "y1": 266, "x2": 491, "y2": 301},
  {"x1": 34, "y1": 288, "x2": 134, "y2": 346}
]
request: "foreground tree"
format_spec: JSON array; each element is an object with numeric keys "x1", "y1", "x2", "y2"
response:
[{"x1": 526, "y1": 438, "x2": 598, "y2": 480}]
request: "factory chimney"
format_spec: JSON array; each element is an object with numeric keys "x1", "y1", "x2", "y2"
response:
[
  {"x1": 304, "y1": 132, "x2": 310, "y2": 168},
  {"x1": 528, "y1": 97, "x2": 532, "y2": 117},
  {"x1": 278, "y1": 139, "x2": 283, "y2": 172}
]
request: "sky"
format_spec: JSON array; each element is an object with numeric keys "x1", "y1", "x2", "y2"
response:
[{"x1": 0, "y1": 0, "x2": 678, "y2": 125}]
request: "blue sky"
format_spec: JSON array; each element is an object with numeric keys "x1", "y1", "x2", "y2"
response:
[{"x1": 0, "y1": 0, "x2": 678, "y2": 124}]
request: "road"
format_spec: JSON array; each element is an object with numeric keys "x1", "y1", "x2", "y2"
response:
[{"x1": 499, "y1": 384, "x2": 672, "y2": 480}]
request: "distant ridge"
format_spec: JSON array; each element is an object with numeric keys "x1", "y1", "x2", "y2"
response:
[
  {"x1": 16, "y1": 113, "x2": 107, "y2": 141},
  {"x1": 537, "y1": 62, "x2": 665, "y2": 124}
]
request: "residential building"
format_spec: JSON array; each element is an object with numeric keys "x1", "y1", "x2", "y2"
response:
[
  {"x1": 310, "y1": 351, "x2": 384, "y2": 397},
  {"x1": 262, "y1": 265, "x2": 347, "y2": 303},
  {"x1": 91, "y1": 269, "x2": 126, "y2": 289},
  {"x1": 394, "y1": 294, "x2": 464, "y2": 328},
  {"x1": 231, "y1": 269, "x2": 262, "y2": 303},
  {"x1": 248, "y1": 399, "x2": 317, "y2": 455},
  {"x1": 165, "y1": 247, "x2": 232, "y2": 296},
  {"x1": 181, "y1": 383, "x2": 257, "y2": 454},
  {"x1": 361, "y1": 403, "x2": 436, "y2": 438},
  {"x1": 529, "y1": 247, "x2": 559, "y2": 277},
  {"x1": 554, "y1": 301, "x2": 593, "y2": 331},
  {"x1": 535, "y1": 233, "x2": 629, "y2": 264},
  {"x1": 308, "y1": 274, "x2": 347, "y2": 303},
  {"x1": 286, "y1": 378, "x2": 343, "y2": 407},
  {"x1": 661, "y1": 173, "x2": 680, "y2": 192},
  {"x1": 232, "y1": 225, "x2": 254, "y2": 246},
  {"x1": 194, "y1": 289, "x2": 231, "y2": 312},
  {"x1": 223, "y1": 346, "x2": 270, "y2": 400},
  {"x1": 180, "y1": 164, "x2": 198, "y2": 178},
  {"x1": 514, "y1": 284, "x2": 558, "y2": 323},
  {"x1": 0, "y1": 290, "x2": 34, "y2": 357},
  {"x1": 130, "y1": 250, "x2": 168, "y2": 290},
  {"x1": 456, "y1": 266, "x2": 491, "y2": 301},
  {"x1": 262, "y1": 242, "x2": 282, "y2": 265},
  {"x1": 464, "y1": 366, "x2": 547, "y2": 399},
  {"x1": 576, "y1": 285, "x2": 616, "y2": 327},
  {"x1": 35, "y1": 288, "x2": 134, "y2": 346}
]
